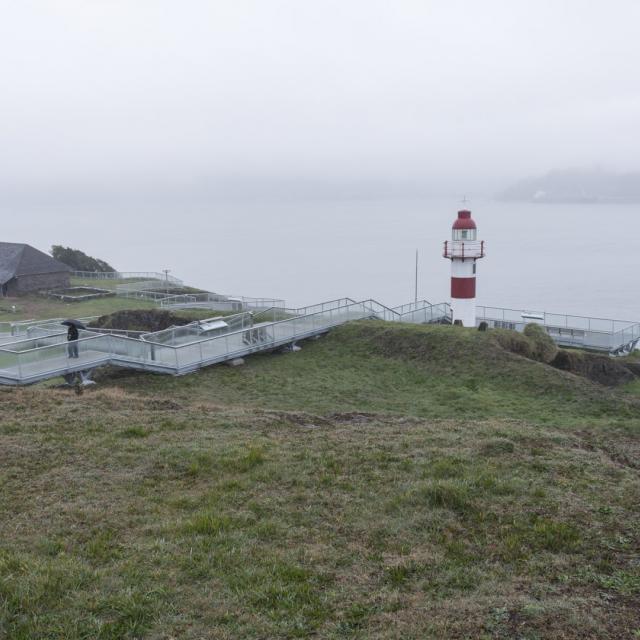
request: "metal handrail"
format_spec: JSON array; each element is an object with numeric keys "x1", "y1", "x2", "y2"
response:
[
  {"x1": 159, "y1": 292, "x2": 285, "y2": 308},
  {"x1": 397, "y1": 302, "x2": 451, "y2": 321},
  {"x1": 476, "y1": 304, "x2": 640, "y2": 353},
  {"x1": 1, "y1": 296, "x2": 581, "y2": 386},
  {"x1": 477, "y1": 305, "x2": 637, "y2": 331},
  {"x1": 443, "y1": 240, "x2": 485, "y2": 259},
  {"x1": 392, "y1": 300, "x2": 433, "y2": 314},
  {"x1": 478, "y1": 305, "x2": 638, "y2": 326},
  {"x1": 0, "y1": 300, "x2": 373, "y2": 358},
  {"x1": 0, "y1": 333, "x2": 106, "y2": 354},
  {"x1": 72, "y1": 271, "x2": 183, "y2": 285}
]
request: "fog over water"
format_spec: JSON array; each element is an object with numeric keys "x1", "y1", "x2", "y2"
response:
[
  {"x1": 4, "y1": 198, "x2": 638, "y2": 320},
  {"x1": 1, "y1": 2, "x2": 639, "y2": 319}
]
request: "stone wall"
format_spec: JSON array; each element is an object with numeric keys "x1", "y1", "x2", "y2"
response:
[{"x1": 5, "y1": 272, "x2": 70, "y2": 296}]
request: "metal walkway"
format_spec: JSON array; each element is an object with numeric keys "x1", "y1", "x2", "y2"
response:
[
  {"x1": 476, "y1": 306, "x2": 640, "y2": 355},
  {"x1": 2, "y1": 298, "x2": 637, "y2": 386},
  {"x1": 0, "y1": 298, "x2": 450, "y2": 386}
]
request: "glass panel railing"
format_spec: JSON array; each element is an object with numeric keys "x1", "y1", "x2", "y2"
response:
[
  {"x1": 143, "y1": 312, "x2": 255, "y2": 346},
  {"x1": 477, "y1": 305, "x2": 640, "y2": 352},
  {"x1": 197, "y1": 334, "x2": 232, "y2": 362},
  {"x1": 611, "y1": 323, "x2": 640, "y2": 350},
  {"x1": 16, "y1": 336, "x2": 111, "y2": 380},
  {"x1": 2, "y1": 297, "x2": 636, "y2": 385},
  {"x1": 288, "y1": 298, "x2": 355, "y2": 316},
  {"x1": 147, "y1": 343, "x2": 179, "y2": 368},
  {"x1": 0, "y1": 349, "x2": 21, "y2": 379},
  {"x1": 392, "y1": 300, "x2": 433, "y2": 315},
  {"x1": 108, "y1": 335, "x2": 148, "y2": 363},
  {"x1": 175, "y1": 342, "x2": 204, "y2": 369},
  {"x1": 72, "y1": 271, "x2": 183, "y2": 285},
  {"x1": 272, "y1": 318, "x2": 297, "y2": 342}
]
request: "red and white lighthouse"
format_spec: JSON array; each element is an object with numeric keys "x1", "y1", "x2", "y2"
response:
[{"x1": 443, "y1": 209, "x2": 485, "y2": 327}]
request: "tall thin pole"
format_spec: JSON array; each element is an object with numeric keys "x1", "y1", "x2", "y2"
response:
[{"x1": 414, "y1": 249, "x2": 418, "y2": 304}]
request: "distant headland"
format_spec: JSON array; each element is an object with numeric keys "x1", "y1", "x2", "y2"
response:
[{"x1": 497, "y1": 167, "x2": 640, "y2": 203}]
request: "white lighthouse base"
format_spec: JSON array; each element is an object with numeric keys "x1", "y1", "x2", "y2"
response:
[{"x1": 451, "y1": 298, "x2": 476, "y2": 327}]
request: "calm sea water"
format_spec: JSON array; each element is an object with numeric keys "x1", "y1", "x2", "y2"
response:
[{"x1": 4, "y1": 197, "x2": 639, "y2": 320}]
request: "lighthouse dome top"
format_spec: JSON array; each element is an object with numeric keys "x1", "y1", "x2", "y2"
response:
[{"x1": 452, "y1": 210, "x2": 477, "y2": 230}]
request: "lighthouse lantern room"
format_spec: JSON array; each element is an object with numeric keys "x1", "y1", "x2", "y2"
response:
[{"x1": 443, "y1": 209, "x2": 485, "y2": 327}]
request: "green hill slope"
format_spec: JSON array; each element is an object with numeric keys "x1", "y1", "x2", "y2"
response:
[
  {"x1": 1, "y1": 321, "x2": 639, "y2": 639},
  {"x1": 110, "y1": 321, "x2": 640, "y2": 428}
]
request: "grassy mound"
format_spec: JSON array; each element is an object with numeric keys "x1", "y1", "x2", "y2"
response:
[
  {"x1": 111, "y1": 321, "x2": 640, "y2": 427},
  {"x1": 90, "y1": 309, "x2": 199, "y2": 332},
  {"x1": 523, "y1": 322, "x2": 559, "y2": 363},
  {"x1": 492, "y1": 322, "x2": 558, "y2": 363},
  {"x1": 0, "y1": 294, "x2": 160, "y2": 323}
]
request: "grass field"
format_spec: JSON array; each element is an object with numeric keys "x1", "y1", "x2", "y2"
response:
[
  {"x1": 1, "y1": 321, "x2": 639, "y2": 638},
  {"x1": 0, "y1": 275, "x2": 206, "y2": 322},
  {"x1": 0, "y1": 295, "x2": 232, "y2": 324},
  {"x1": 0, "y1": 294, "x2": 158, "y2": 323},
  {"x1": 68, "y1": 277, "x2": 207, "y2": 295}
]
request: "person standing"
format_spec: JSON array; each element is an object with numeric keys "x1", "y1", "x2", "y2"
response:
[{"x1": 67, "y1": 323, "x2": 79, "y2": 358}]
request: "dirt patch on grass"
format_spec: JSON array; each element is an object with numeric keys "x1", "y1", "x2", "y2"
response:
[{"x1": 327, "y1": 411, "x2": 378, "y2": 424}]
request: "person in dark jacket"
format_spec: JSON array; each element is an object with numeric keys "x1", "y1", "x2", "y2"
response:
[{"x1": 67, "y1": 324, "x2": 79, "y2": 358}]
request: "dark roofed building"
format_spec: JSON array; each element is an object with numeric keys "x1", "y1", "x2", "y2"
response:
[{"x1": 0, "y1": 243, "x2": 71, "y2": 297}]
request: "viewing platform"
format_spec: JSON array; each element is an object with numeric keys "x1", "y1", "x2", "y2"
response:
[
  {"x1": 0, "y1": 298, "x2": 452, "y2": 386},
  {"x1": 477, "y1": 306, "x2": 640, "y2": 355},
  {"x1": 0, "y1": 296, "x2": 637, "y2": 387}
]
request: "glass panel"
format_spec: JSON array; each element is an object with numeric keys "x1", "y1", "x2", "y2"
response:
[
  {"x1": 0, "y1": 349, "x2": 21, "y2": 379},
  {"x1": 453, "y1": 229, "x2": 477, "y2": 241},
  {"x1": 17, "y1": 337, "x2": 111, "y2": 380}
]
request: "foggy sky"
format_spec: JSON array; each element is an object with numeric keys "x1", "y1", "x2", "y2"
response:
[{"x1": 1, "y1": 0, "x2": 640, "y2": 202}]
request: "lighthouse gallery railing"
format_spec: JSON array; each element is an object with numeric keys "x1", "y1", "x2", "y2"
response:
[{"x1": 443, "y1": 240, "x2": 485, "y2": 259}]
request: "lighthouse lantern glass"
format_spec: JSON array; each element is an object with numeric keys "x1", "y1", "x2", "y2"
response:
[{"x1": 453, "y1": 228, "x2": 477, "y2": 241}]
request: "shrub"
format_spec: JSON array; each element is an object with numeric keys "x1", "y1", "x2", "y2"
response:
[
  {"x1": 492, "y1": 325, "x2": 557, "y2": 363},
  {"x1": 51, "y1": 245, "x2": 115, "y2": 272},
  {"x1": 523, "y1": 323, "x2": 558, "y2": 363},
  {"x1": 492, "y1": 330, "x2": 534, "y2": 360}
]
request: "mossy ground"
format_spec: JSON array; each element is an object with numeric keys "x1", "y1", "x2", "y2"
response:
[{"x1": 1, "y1": 321, "x2": 639, "y2": 638}]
